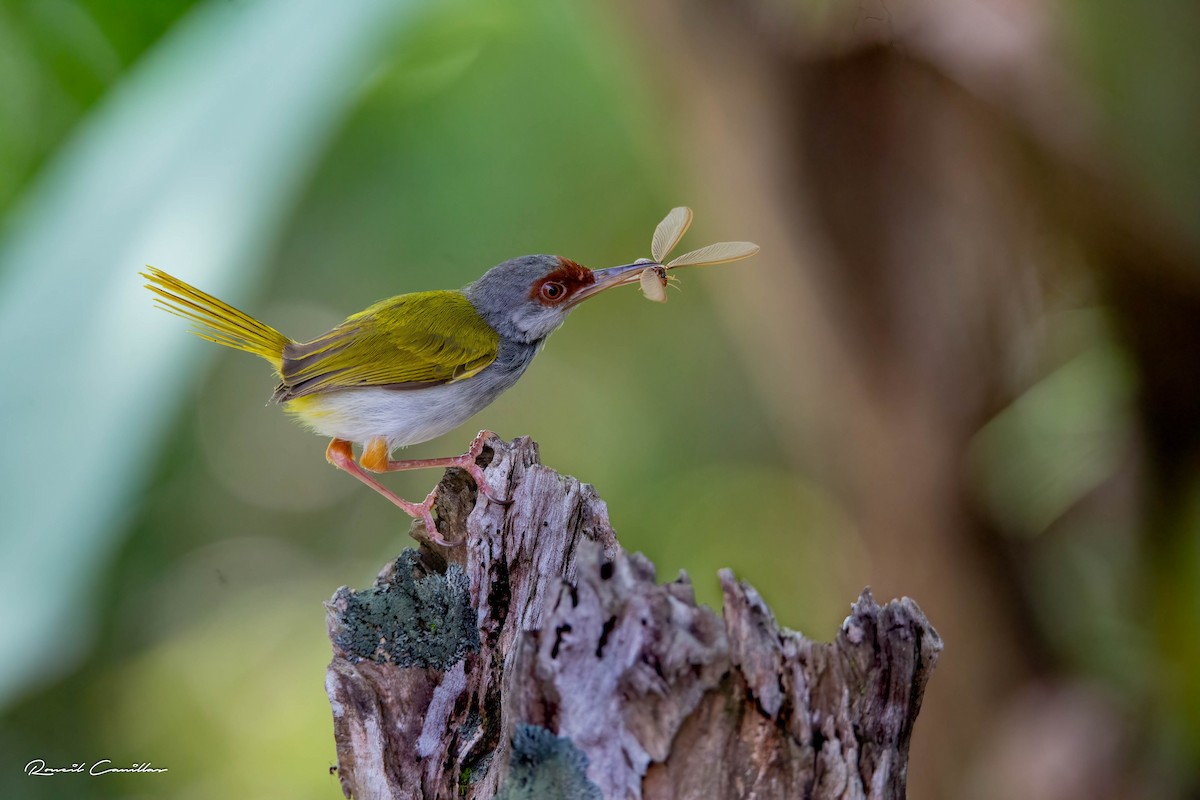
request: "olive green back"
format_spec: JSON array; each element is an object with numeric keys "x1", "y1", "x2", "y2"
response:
[{"x1": 273, "y1": 290, "x2": 499, "y2": 402}]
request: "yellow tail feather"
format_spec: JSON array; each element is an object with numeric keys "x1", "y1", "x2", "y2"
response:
[{"x1": 142, "y1": 267, "x2": 290, "y2": 372}]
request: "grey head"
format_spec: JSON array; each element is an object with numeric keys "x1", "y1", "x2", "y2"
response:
[
  {"x1": 464, "y1": 254, "x2": 653, "y2": 344},
  {"x1": 463, "y1": 255, "x2": 592, "y2": 344}
]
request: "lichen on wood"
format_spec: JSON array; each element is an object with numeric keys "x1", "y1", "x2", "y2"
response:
[
  {"x1": 330, "y1": 550, "x2": 478, "y2": 670},
  {"x1": 325, "y1": 435, "x2": 941, "y2": 799}
]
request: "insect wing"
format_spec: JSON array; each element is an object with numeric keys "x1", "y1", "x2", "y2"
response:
[
  {"x1": 651, "y1": 207, "x2": 694, "y2": 263},
  {"x1": 666, "y1": 241, "x2": 760, "y2": 268},
  {"x1": 639, "y1": 266, "x2": 669, "y2": 303}
]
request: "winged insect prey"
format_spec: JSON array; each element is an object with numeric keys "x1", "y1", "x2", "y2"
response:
[
  {"x1": 634, "y1": 206, "x2": 759, "y2": 304},
  {"x1": 639, "y1": 264, "x2": 670, "y2": 303}
]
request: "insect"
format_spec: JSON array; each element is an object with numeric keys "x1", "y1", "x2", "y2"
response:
[
  {"x1": 638, "y1": 263, "x2": 670, "y2": 303},
  {"x1": 637, "y1": 206, "x2": 759, "y2": 302}
]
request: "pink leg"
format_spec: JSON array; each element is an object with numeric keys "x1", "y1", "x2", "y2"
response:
[
  {"x1": 325, "y1": 439, "x2": 458, "y2": 546},
  {"x1": 361, "y1": 430, "x2": 511, "y2": 505}
]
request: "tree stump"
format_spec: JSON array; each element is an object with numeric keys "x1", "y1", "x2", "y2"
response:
[{"x1": 324, "y1": 436, "x2": 941, "y2": 799}]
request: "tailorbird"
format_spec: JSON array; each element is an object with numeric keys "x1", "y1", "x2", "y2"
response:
[{"x1": 143, "y1": 208, "x2": 756, "y2": 544}]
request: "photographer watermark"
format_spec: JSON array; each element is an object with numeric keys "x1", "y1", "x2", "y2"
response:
[{"x1": 25, "y1": 759, "x2": 168, "y2": 777}]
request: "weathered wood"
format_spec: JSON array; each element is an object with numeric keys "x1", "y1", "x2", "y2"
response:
[{"x1": 325, "y1": 436, "x2": 941, "y2": 799}]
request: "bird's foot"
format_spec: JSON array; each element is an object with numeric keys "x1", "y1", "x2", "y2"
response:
[
  {"x1": 361, "y1": 431, "x2": 512, "y2": 506},
  {"x1": 454, "y1": 430, "x2": 513, "y2": 506},
  {"x1": 406, "y1": 490, "x2": 461, "y2": 548},
  {"x1": 326, "y1": 433, "x2": 512, "y2": 544},
  {"x1": 325, "y1": 438, "x2": 461, "y2": 546}
]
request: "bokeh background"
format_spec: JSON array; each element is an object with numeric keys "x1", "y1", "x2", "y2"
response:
[{"x1": 1, "y1": 0, "x2": 1198, "y2": 797}]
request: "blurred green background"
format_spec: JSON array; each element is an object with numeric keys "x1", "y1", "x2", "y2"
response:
[{"x1": 1, "y1": 0, "x2": 1198, "y2": 798}]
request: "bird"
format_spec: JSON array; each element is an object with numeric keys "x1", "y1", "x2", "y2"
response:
[{"x1": 143, "y1": 255, "x2": 652, "y2": 545}]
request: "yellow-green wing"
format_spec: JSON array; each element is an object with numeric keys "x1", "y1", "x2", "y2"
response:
[{"x1": 272, "y1": 290, "x2": 499, "y2": 402}]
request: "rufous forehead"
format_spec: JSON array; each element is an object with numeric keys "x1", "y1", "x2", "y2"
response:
[
  {"x1": 545, "y1": 257, "x2": 594, "y2": 286},
  {"x1": 528, "y1": 257, "x2": 594, "y2": 299}
]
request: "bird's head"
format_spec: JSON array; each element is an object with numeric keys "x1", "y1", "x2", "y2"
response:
[{"x1": 464, "y1": 254, "x2": 646, "y2": 343}]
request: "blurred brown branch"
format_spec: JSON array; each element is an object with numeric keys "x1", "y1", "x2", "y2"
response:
[
  {"x1": 324, "y1": 437, "x2": 941, "y2": 799},
  {"x1": 617, "y1": 0, "x2": 1200, "y2": 797}
]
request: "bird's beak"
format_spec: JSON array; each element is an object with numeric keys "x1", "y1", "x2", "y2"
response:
[{"x1": 567, "y1": 262, "x2": 652, "y2": 307}]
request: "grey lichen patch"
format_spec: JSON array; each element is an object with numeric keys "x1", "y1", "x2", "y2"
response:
[
  {"x1": 333, "y1": 549, "x2": 479, "y2": 670},
  {"x1": 497, "y1": 724, "x2": 602, "y2": 800}
]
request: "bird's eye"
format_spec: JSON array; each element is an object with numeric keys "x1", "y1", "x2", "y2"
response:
[{"x1": 539, "y1": 281, "x2": 566, "y2": 302}]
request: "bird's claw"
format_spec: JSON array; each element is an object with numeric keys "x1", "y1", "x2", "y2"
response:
[
  {"x1": 462, "y1": 461, "x2": 513, "y2": 506},
  {"x1": 460, "y1": 430, "x2": 513, "y2": 505},
  {"x1": 412, "y1": 491, "x2": 463, "y2": 547}
]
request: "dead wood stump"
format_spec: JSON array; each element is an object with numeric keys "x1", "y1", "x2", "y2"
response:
[{"x1": 325, "y1": 436, "x2": 941, "y2": 799}]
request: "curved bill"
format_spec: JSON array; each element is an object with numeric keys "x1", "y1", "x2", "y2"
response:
[{"x1": 567, "y1": 262, "x2": 654, "y2": 307}]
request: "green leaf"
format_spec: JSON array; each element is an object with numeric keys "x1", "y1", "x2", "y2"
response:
[{"x1": 0, "y1": 0, "x2": 421, "y2": 709}]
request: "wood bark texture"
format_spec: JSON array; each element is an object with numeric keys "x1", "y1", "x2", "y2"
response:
[{"x1": 325, "y1": 436, "x2": 941, "y2": 800}]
